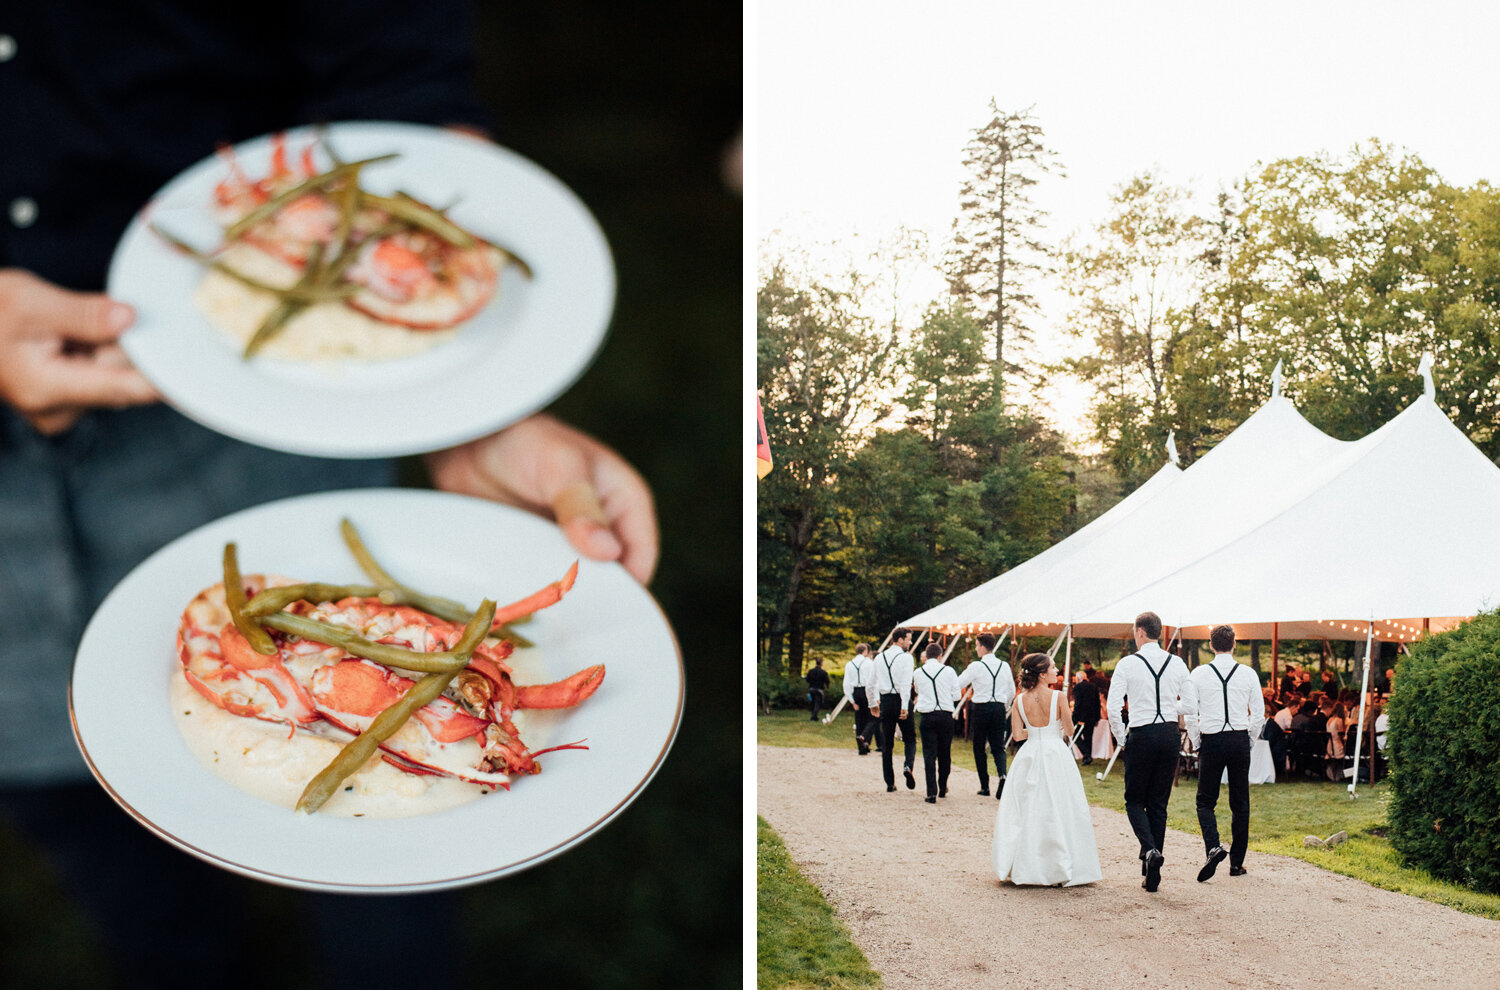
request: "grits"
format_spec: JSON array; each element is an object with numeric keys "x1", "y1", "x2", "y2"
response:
[{"x1": 192, "y1": 244, "x2": 458, "y2": 363}]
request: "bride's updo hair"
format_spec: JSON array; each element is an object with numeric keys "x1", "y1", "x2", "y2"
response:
[{"x1": 1019, "y1": 652, "x2": 1052, "y2": 690}]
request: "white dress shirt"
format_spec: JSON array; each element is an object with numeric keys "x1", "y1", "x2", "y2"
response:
[
  {"x1": 955, "y1": 652, "x2": 1015, "y2": 705},
  {"x1": 1107, "y1": 641, "x2": 1191, "y2": 745},
  {"x1": 1180, "y1": 654, "x2": 1267, "y2": 749},
  {"x1": 843, "y1": 654, "x2": 871, "y2": 704},
  {"x1": 912, "y1": 660, "x2": 961, "y2": 714},
  {"x1": 1273, "y1": 705, "x2": 1293, "y2": 731},
  {"x1": 865, "y1": 645, "x2": 914, "y2": 706}
]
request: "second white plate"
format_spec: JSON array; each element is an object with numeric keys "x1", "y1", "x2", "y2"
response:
[{"x1": 70, "y1": 489, "x2": 681, "y2": 893}]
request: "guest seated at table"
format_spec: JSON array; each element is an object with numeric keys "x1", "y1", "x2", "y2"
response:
[{"x1": 1323, "y1": 700, "x2": 1346, "y2": 780}]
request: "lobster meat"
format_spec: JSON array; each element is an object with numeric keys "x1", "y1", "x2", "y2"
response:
[{"x1": 178, "y1": 569, "x2": 602, "y2": 790}]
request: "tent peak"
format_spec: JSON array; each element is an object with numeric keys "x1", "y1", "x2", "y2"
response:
[
  {"x1": 1419, "y1": 354, "x2": 1435, "y2": 400},
  {"x1": 1166, "y1": 430, "x2": 1180, "y2": 466},
  {"x1": 1271, "y1": 360, "x2": 1284, "y2": 398}
]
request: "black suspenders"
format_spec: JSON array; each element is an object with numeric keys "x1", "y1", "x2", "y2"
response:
[
  {"x1": 1133, "y1": 651, "x2": 1171, "y2": 723},
  {"x1": 882, "y1": 651, "x2": 897, "y2": 694},
  {"x1": 1208, "y1": 662, "x2": 1239, "y2": 731}
]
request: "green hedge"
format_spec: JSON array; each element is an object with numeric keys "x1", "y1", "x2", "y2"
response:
[{"x1": 1387, "y1": 612, "x2": 1500, "y2": 894}]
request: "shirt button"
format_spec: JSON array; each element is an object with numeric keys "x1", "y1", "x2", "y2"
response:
[
  {"x1": 9, "y1": 197, "x2": 37, "y2": 228},
  {"x1": 0, "y1": 35, "x2": 15, "y2": 62}
]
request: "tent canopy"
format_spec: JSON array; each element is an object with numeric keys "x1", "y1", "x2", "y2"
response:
[{"x1": 904, "y1": 368, "x2": 1500, "y2": 644}]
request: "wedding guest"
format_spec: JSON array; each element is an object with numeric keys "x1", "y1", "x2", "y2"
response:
[
  {"x1": 1180, "y1": 624, "x2": 1263, "y2": 881},
  {"x1": 842, "y1": 644, "x2": 878, "y2": 755},
  {"x1": 866, "y1": 629, "x2": 917, "y2": 792},
  {"x1": 912, "y1": 643, "x2": 960, "y2": 803},
  {"x1": 1072, "y1": 670, "x2": 1101, "y2": 767},
  {"x1": 805, "y1": 658, "x2": 830, "y2": 722},
  {"x1": 1320, "y1": 670, "x2": 1338, "y2": 696},
  {"x1": 954, "y1": 632, "x2": 1014, "y2": 798},
  {"x1": 1107, "y1": 611, "x2": 1190, "y2": 892}
]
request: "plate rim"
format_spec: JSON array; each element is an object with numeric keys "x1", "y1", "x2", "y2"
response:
[{"x1": 68, "y1": 488, "x2": 683, "y2": 892}]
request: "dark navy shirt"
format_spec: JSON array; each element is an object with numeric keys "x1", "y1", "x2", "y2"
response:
[
  {"x1": 0, "y1": 1, "x2": 490, "y2": 289},
  {"x1": 0, "y1": 2, "x2": 491, "y2": 784}
]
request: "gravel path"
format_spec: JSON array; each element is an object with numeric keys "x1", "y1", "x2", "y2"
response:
[{"x1": 759, "y1": 745, "x2": 1500, "y2": 989}]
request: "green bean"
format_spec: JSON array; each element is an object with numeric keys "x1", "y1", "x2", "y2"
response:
[
  {"x1": 338, "y1": 518, "x2": 469, "y2": 619},
  {"x1": 223, "y1": 154, "x2": 397, "y2": 242},
  {"x1": 149, "y1": 223, "x2": 357, "y2": 302},
  {"x1": 242, "y1": 243, "x2": 325, "y2": 358},
  {"x1": 296, "y1": 599, "x2": 495, "y2": 814},
  {"x1": 222, "y1": 542, "x2": 277, "y2": 655},
  {"x1": 338, "y1": 517, "x2": 535, "y2": 646},
  {"x1": 257, "y1": 611, "x2": 476, "y2": 674},
  {"x1": 242, "y1": 582, "x2": 390, "y2": 617},
  {"x1": 361, "y1": 191, "x2": 475, "y2": 248}
]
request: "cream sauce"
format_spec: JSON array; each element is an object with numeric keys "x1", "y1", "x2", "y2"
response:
[{"x1": 170, "y1": 642, "x2": 555, "y2": 819}]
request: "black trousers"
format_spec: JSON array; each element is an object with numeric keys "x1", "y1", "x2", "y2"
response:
[
  {"x1": 851, "y1": 687, "x2": 877, "y2": 749},
  {"x1": 808, "y1": 687, "x2": 825, "y2": 720},
  {"x1": 877, "y1": 692, "x2": 915, "y2": 787},
  {"x1": 969, "y1": 701, "x2": 1008, "y2": 790},
  {"x1": 919, "y1": 709, "x2": 954, "y2": 798},
  {"x1": 1122, "y1": 721, "x2": 1179, "y2": 859},
  {"x1": 1196, "y1": 730, "x2": 1252, "y2": 867},
  {"x1": 1078, "y1": 719, "x2": 1097, "y2": 760}
]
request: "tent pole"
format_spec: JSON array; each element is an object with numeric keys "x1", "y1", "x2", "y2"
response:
[
  {"x1": 1272, "y1": 623, "x2": 1280, "y2": 695},
  {"x1": 940, "y1": 634, "x2": 963, "y2": 662},
  {"x1": 1064, "y1": 625, "x2": 1074, "y2": 693},
  {"x1": 1349, "y1": 620, "x2": 1374, "y2": 798}
]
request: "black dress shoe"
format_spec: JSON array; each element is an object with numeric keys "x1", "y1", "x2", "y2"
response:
[
  {"x1": 1198, "y1": 845, "x2": 1228, "y2": 883},
  {"x1": 924, "y1": 796, "x2": 936, "y2": 804},
  {"x1": 857, "y1": 740, "x2": 869, "y2": 755},
  {"x1": 904, "y1": 767, "x2": 916, "y2": 790},
  {"x1": 1143, "y1": 849, "x2": 1164, "y2": 891},
  {"x1": 995, "y1": 779, "x2": 1005, "y2": 800},
  {"x1": 1082, "y1": 757, "x2": 1093, "y2": 766},
  {"x1": 977, "y1": 787, "x2": 990, "y2": 796},
  {"x1": 938, "y1": 789, "x2": 947, "y2": 798},
  {"x1": 886, "y1": 784, "x2": 896, "y2": 792},
  {"x1": 1229, "y1": 866, "x2": 1248, "y2": 877}
]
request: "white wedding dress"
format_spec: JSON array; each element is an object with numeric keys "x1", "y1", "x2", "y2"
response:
[{"x1": 992, "y1": 689, "x2": 1102, "y2": 886}]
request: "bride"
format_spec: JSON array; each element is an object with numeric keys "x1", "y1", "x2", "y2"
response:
[{"x1": 992, "y1": 653, "x2": 1102, "y2": 886}]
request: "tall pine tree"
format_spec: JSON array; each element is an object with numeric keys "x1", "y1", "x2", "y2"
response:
[{"x1": 945, "y1": 102, "x2": 1061, "y2": 402}]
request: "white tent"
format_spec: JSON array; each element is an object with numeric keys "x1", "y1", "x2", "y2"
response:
[
  {"x1": 902, "y1": 368, "x2": 1362, "y2": 638},
  {"x1": 1077, "y1": 374, "x2": 1500, "y2": 639}
]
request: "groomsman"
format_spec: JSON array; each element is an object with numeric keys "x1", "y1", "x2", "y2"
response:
[
  {"x1": 1107, "y1": 611, "x2": 1190, "y2": 892},
  {"x1": 866, "y1": 628, "x2": 917, "y2": 792},
  {"x1": 912, "y1": 643, "x2": 961, "y2": 803},
  {"x1": 1180, "y1": 624, "x2": 1265, "y2": 881},
  {"x1": 955, "y1": 632, "x2": 1015, "y2": 798},
  {"x1": 843, "y1": 644, "x2": 879, "y2": 755}
]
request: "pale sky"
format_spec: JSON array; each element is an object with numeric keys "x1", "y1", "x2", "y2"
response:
[{"x1": 753, "y1": 0, "x2": 1500, "y2": 439}]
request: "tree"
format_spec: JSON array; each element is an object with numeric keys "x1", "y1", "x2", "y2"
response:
[
  {"x1": 1061, "y1": 171, "x2": 1216, "y2": 486},
  {"x1": 756, "y1": 260, "x2": 900, "y2": 674},
  {"x1": 945, "y1": 102, "x2": 1061, "y2": 401}
]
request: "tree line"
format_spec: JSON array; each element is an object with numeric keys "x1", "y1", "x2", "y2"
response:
[{"x1": 758, "y1": 103, "x2": 1500, "y2": 678}]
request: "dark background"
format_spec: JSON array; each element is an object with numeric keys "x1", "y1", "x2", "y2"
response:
[{"x1": 0, "y1": 3, "x2": 742, "y2": 987}]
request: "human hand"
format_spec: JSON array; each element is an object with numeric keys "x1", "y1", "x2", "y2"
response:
[
  {"x1": 425, "y1": 413, "x2": 658, "y2": 584},
  {"x1": 0, "y1": 269, "x2": 161, "y2": 433},
  {"x1": 899, "y1": 709, "x2": 908, "y2": 720}
]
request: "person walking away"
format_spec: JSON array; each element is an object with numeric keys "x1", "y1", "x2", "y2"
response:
[
  {"x1": 1072, "y1": 670, "x2": 1101, "y2": 766},
  {"x1": 1107, "y1": 610, "x2": 1190, "y2": 892},
  {"x1": 865, "y1": 628, "x2": 917, "y2": 792},
  {"x1": 1180, "y1": 624, "x2": 1264, "y2": 881},
  {"x1": 955, "y1": 631, "x2": 1014, "y2": 798},
  {"x1": 805, "y1": 658, "x2": 830, "y2": 722},
  {"x1": 842, "y1": 644, "x2": 878, "y2": 754},
  {"x1": 912, "y1": 642, "x2": 960, "y2": 803}
]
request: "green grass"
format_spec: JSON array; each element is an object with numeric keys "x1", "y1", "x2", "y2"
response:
[
  {"x1": 759, "y1": 710, "x2": 1500, "y2": 921},
  {"x1": 757, "y1": 816, "x2": 881, "y2": 990}
]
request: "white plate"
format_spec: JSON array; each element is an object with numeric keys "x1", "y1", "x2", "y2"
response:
[
  {"x1": 69, "y1": 489, "x2": 681, "y2": 893},
  {"x1": 109, "y1": 122, "x2": 616, "y2": 458}
]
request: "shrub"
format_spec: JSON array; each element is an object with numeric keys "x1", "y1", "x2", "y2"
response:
[{"x1": 1387, "y1": 612, "x2": 1500, "y2": 895}]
